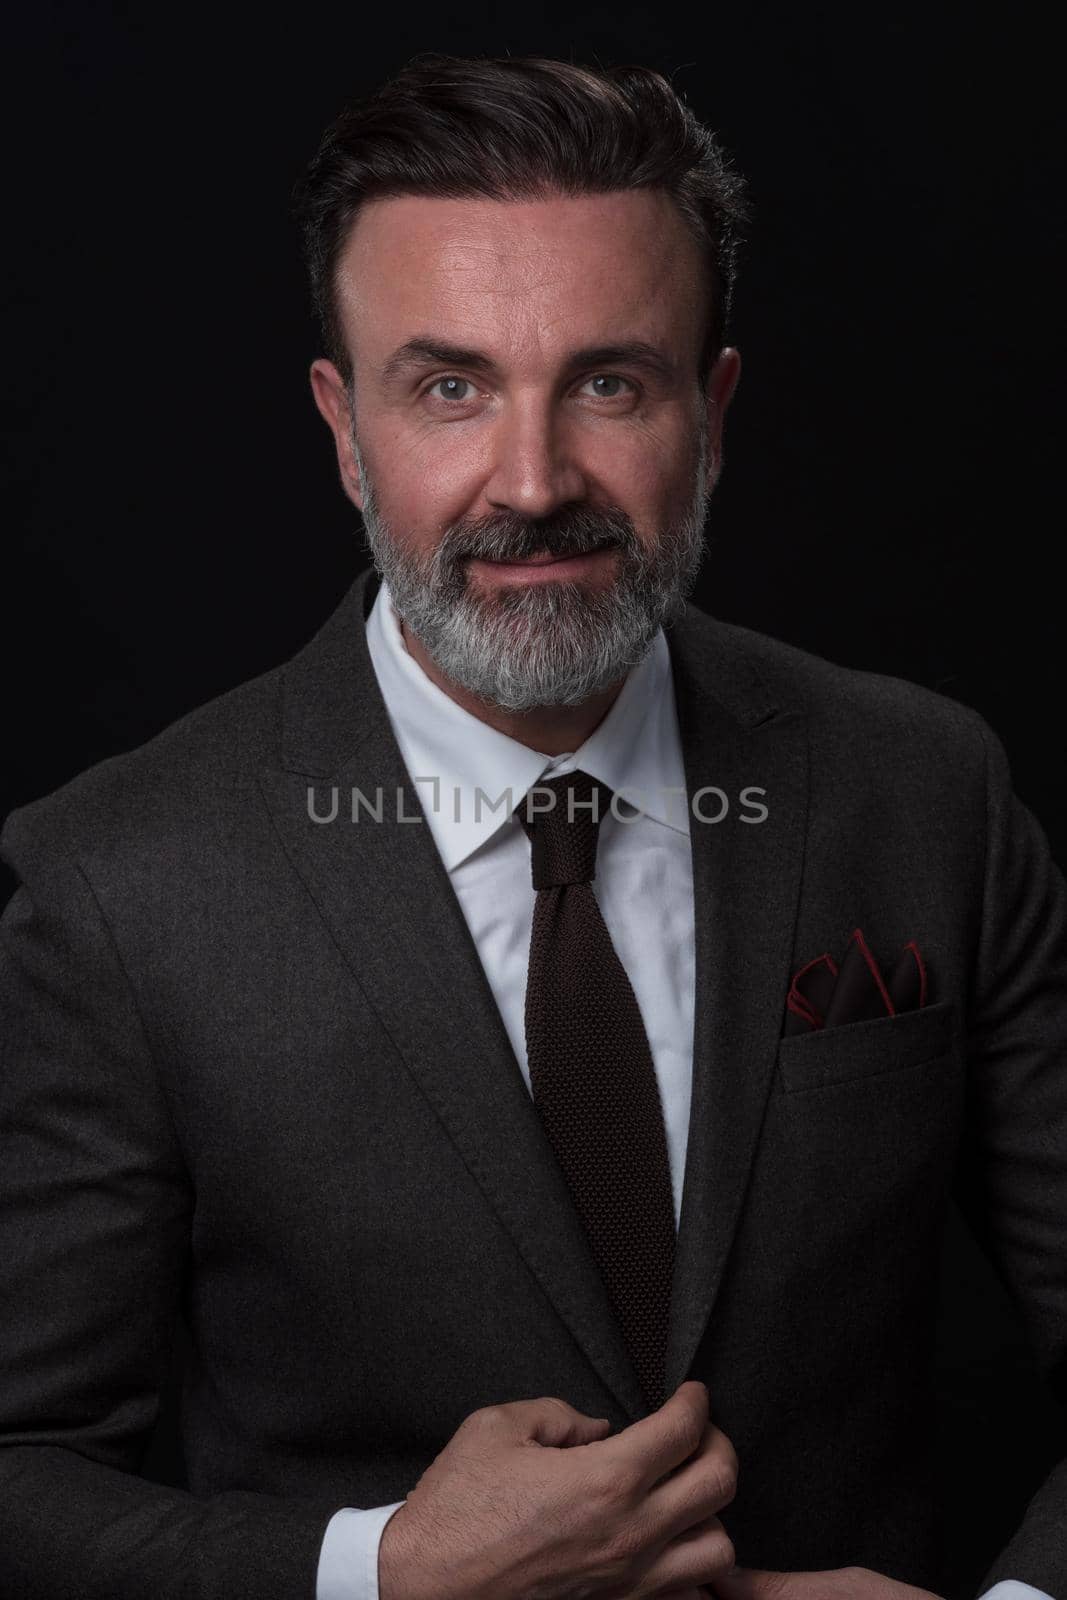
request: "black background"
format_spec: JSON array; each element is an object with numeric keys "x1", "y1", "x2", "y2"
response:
[{"x1": 5, "y1": 6, "x2": 1065, "y2": 1595}]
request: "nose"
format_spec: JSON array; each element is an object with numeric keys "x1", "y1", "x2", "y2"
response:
[{"x1": 483, "y1": 398, "x2": 589, "y2": 519}]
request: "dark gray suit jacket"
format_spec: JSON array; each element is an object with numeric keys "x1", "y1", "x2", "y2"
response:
[{"x1": 2, "y1": 566, "x2": 1065, "y2": 1599}]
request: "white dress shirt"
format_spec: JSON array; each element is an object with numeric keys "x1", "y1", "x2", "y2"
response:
[{"x1": 315, "y1": 578, "x2": 1048, "y2": 1600}]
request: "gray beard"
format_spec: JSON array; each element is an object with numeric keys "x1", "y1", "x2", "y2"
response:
[{"x1": 351, "y1": 429, "x2": 709, "y2": 713}]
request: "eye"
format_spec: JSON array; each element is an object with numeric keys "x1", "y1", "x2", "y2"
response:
[
  {"x1": 421, "y1": 371, "x2": 639, "y2": 408},
  {"x1": 578, "y1": 374, "x2": 638, "y2": 401},
  {"x1": 424, "y1": 375, "x2": 477, "y2": 404}
]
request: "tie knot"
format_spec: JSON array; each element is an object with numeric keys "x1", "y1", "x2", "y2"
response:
[{"x1": 514, "y1": 769, "x2": 614, "y2": 889}]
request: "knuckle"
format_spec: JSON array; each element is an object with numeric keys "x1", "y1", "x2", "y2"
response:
[
  {"x1": 700, "y1": 1523, "x2": 736, "y2": 1578},
  {"x1": 670, "y1": 1517, "x2": 734, "y2": 1582},
  {"x1": 671, "y1": 1469, "x2": 711, "y2": 1523},
  {"x1": 464, "y1": 1402, "x2": 504, "y2": 1430},
  {"x1": 705, "y1": 1457, "x2": 738, "y2": 1508},
  {"x1": 672, "y1": 1467, "x2": 716, "y2": 1522},
  {"x1": 715, "y1": 1531, "x2": 737, "y2": 1573}
]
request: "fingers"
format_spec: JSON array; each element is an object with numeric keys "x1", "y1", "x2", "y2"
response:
[
  {"x1": 644, "y1": 1421, "x2": 738, "y2": 1542},
  {"x1": 637, "y1": 1513, "x2": 736, "y2": 1594},
  {"x1": 603, "y1": 1381, "x2": 711, "y2": 1491},
  {"x1": 472, "y1": 1395, "x2": 614, "y2": 1449}
]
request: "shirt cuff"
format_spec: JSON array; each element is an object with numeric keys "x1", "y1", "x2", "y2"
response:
[
  {"x1": 315, "y1": 1501, "x2": 407, "y2": 1600},
  {"x1": 978, "y1": 1584, "x2": 1056, "y2": 1600}
]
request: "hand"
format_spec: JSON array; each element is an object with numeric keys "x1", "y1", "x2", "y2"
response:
[
  {"x1": 377, "y1": 1379, "x2": 738, "y2": 1600},
  {"x1": 711, "y1": 1565, "x2": 943, "y2": 1599}
]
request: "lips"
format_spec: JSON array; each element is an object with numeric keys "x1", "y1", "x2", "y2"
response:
[
  {"x1": 501, "y1": 551, "x2": 573, "y2": 567},
  {"x1": 484, "y1": 544, "x2": 611, "y2": 566}
]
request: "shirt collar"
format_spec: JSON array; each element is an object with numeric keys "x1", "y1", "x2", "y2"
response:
[{"x1": 365, "y1": 576, "x2": 691, "y2": 872}]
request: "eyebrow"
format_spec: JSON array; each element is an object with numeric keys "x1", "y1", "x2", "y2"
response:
[{"x1": 378, "y1": 337, "x2": 678, "y2": 387}]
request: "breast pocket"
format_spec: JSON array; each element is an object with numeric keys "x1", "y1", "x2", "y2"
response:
[
  {"x1": 739, "y1": 1000, "x2": 964, "y2": 1404},
  {"x1": 768, "y1": 999, "x2": 963, "y2": 1212},
  {"x1": 776, "y1": 998, "x2": 957, "y2": 1094}
]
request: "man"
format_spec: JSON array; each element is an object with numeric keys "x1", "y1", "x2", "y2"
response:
[{"x1": 1, "y1": 50, "x2": 1063, "y2": 1600}]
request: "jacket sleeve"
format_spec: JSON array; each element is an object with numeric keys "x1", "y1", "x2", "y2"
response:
[
  {"x1": 953, "y1": 721, "x2": 1067, "y2": 1599},
  {"x1": 0, "y1": 803, "x2": 344, "y2": 1600}
]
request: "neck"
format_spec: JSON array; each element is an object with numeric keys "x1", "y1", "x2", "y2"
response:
[{"x1": 398, "y1": 617, "x2": 626, "y2": 756}]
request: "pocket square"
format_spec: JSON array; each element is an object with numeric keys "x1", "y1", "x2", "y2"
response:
[{"x1": 784, "y1": 928, "x2": 928, "y2": 1036}]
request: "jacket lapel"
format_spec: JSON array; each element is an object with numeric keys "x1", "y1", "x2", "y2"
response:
[
  {"x1": 662, "y1": 613, "x2": 809, "y2": 1392},
  {"x1": 258, "y1": 567, "x2": 648, "y2": 1420},
  {"x1": 258, "y1": 567, "x2": 809, "y2": 1420}
]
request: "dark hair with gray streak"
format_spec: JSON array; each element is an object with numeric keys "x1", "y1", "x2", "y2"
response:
[{"x1": 291, "y1": 52, "x2": 750, "y2": 391}]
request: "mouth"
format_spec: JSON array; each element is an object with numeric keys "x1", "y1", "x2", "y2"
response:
[{"x1": 471, "y1": 544, "x2": 616, "y2": 578}]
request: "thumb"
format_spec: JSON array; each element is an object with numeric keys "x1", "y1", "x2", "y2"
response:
[{"x1": 526, "y1": 1399, "x2": 613, "y2": 1449}]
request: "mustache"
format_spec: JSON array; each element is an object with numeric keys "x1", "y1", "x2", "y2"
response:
[{"x1": 435, "y1": 506, "x2": 638, "y2": 567}]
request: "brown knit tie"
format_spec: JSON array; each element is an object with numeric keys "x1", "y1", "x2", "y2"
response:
[{"x1": 515, "y1": 768, "x2": 676, "y2": 1413}]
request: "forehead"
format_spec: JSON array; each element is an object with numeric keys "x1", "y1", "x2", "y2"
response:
[{"x1": 333, "y1": 190, "x2": 705, "y2": 370}]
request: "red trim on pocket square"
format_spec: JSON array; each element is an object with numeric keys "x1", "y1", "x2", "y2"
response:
[
  {"x1": 784, "y1": 930, "x2": 929, "y2": 1035},
  {"x1": 849, "y1": 927, "x2": 895, "y2": 1017},
  {"x1": 786, "y1": 951, "x2": 839, "y2": 1029},
  {"x1": 900, "y1": 938, "x2": 928, "y2": 1008}
]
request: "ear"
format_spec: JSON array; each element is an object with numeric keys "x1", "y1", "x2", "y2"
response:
[
  {"x1": 309, "y1": 358, "x2": 364, "y2": 511},
  {"x1": 703, "y1": 346, "x2": 742, "y2": 493}
]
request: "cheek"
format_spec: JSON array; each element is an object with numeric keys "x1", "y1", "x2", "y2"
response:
[
  {"x1": 367, "y1": 434, "x2": 482, "y2": 550},
  {"x1": 587, "y1": 440, "x2": 692, "y2": 525}
]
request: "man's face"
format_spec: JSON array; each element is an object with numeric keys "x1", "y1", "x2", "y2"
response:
[{"x1": 310, "y1": 188, "x2": 740, "y2": 711}]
